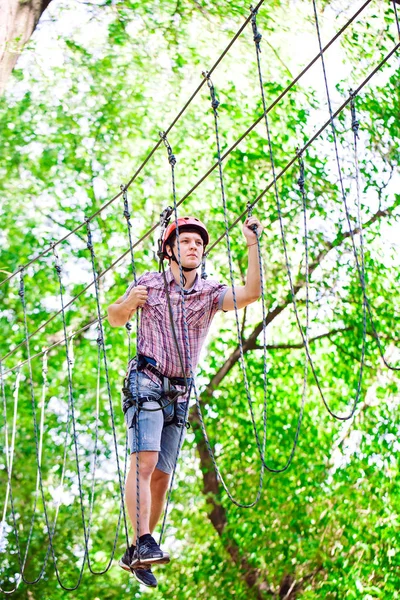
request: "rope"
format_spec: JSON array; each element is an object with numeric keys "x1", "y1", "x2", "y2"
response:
[
  {"x1": 312, "y1": 1, "x2": 399, "y2": 372},
  {"x1": 156, "y1": 133, "x2": 195, "y2": 543},
  {"x1": 250, "y1": 7, "x2": 308, "y2": 470},
  {"x1": 85, "y1": 220, "x2": 130, "y2": 550},
  {"x1": 1, "y1": 40, "x2": 399, "y2": 381},
  {"x1": 0, "y1": 366, "x2": 22, "y2": 594},
  {"x1": 0, "y1": 367, "x2": 21, "y2": 594},
  {"x1": 14, "y1": 270, "x2": 86, "y2": 591},
  {"x1": 190, "y1": 76, "x2": 266, "y2": 507},
  {"x1": 0, "y1": 0, "x2": 372, "y2": 292},
  {"x1": 393, "y1": 0, "x2": 400, "y2": 38},
  {"x1": 0, "y1": 0, "x2": 267, "y2": 290}
]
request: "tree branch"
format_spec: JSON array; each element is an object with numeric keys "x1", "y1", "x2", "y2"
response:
[{"x1": 205, "y1": 200, "x2": 400, "y2": 396}]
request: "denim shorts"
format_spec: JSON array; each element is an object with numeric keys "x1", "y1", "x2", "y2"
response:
[{"x1": 123, "y1": 370, "x2": 189, "y2": 475}]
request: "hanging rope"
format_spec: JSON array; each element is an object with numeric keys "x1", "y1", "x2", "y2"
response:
[
  {"x1": 2, "y1": 40, "x2": 398, "y2": 376},
  {"x1": 0, "y1": 0, "x2": 374, "y2": 292},
  {"x1": 0, "y1": 0, "x2": 267, "y2": 291},
  {"x1": 250, "y1": 7, "x2": 308, "y2": 470},
  {"x1": 0, "y1": 367, "x2": 21, "y2": 594},
  {"x1": 85, "y1": 219, "x2": 130, "y2": 551},
  {"x1": 312, "y1": 0, "x2": 399, "y2": 372}
]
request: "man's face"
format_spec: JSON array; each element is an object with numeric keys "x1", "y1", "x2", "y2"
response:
[{"x1": 169, "y1": 231, "x2": 204, "y2": 266}]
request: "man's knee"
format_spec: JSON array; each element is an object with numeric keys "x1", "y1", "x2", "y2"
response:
[{"x1": 130, "y1": 451, "x2": 159, "y2": 480}]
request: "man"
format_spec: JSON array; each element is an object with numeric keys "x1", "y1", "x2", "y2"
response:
[{"x1": 107, "y1": 214, "x2": 263, "y2": 587}]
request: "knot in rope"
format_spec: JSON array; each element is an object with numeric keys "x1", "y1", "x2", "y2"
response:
[
  {"x1": 121, "y1": 185, "x2": 131, "y2": 221},
  {"x1": 96, "y1": 333, "x2": 104, "y2": 347},
  {"x1": 18, "y1": 271, "x2": 25, "y2": 299},
  {"x1": 250, "y1": 6, "x2": 262, "y2": 51},
  {"x1": 85, "y1": 217, "x2": 93, "y2": 251},
  {"x1": 52, "y1": 243, "x2": 62, "y2": 274},
  {"x1": 159, "y1": 132, "x2": 176, "y2": 167},
  {"x1": 349, "y1": 90, "x2": 359, "y2": 137},
  {"x1": 157, "y1": 205, "x2": 173, "y2": 261},
  {"x1": 125, "y1": 321, "x2": 132, "y2": 333},
  {"x1": 246, "y1": 201, "x2": 258, "y2": 233},
  {"x1": 203, "y1": 72, "x2": 220, "y2": 111},
  {"x1": 296, "y1": 149, "x2": 305, "y2": 193}
]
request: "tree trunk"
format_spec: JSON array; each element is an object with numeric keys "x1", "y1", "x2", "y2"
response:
[{"x1": 0, "y1": 0, "x2": 52, "y2": 94}]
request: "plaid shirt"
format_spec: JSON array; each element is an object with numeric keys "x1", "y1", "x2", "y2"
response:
[{"x1": 125, "y1": 269, "x2": 227, "y2": 384}]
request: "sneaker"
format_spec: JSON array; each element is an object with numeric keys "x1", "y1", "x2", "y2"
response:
[
  {"x1": 119, "y1": 544, "x2": 135, "y2": 572},
  {"x1": 131, "y1": 535, "x2": 170, "y2": 566},
  {"x1": 132, "y1": 566, "x2": 158, "y2": 588},
  {"x1": 118, "y1": 545, "x2": 158, "y2": 588}
]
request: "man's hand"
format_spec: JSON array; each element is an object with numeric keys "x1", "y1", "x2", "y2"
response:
[
  {"x1": 125, "y1": 285, "x2": 148, "y2": 310},
  {"x1": 107, "y1": 285, "x2": 148, "y2": 327},
  {"x1": 243, "y1": 216, "x2": 263, "y2": 245}
]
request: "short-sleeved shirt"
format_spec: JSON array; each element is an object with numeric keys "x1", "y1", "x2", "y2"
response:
[{"x1": 125, "y1": 268, "x2": 227, "y2": 382}]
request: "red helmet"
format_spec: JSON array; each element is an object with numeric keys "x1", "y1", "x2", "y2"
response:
[{"x1": 162, "y1": 217, "x2": 209, "y2": 258}]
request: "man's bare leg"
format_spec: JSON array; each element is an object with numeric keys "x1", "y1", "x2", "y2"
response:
[
  {"x1": 149, "y1": 468, "x2": 171, "y2": 533},
  {"x1": 125, "y1": 451, "x2": 159, "y2": 541}
]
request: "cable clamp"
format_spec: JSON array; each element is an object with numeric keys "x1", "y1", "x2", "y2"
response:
[
  {"x1": 85, "y1": 217, "x2": 93, "y2": 251},
  {"x1": 202, "y1": 71, "x2": 220, "y2": 111},
  {"x1": 349, "y1": 89, "x2": 359, "y2": 137},
  {"x1": 250, "y1": 6, "x2": 262, "y2": 51},
  {"x1": 296, "y1": 147, "x2": 305, "y2": 192},
  {"x1": 159, "y1": 131, "x2": 177, "y2": 167},
  {"x1": 121, "y1": 184, "x2": 131, "y2": 220},
  {"x1": 18, "y1": 270, "x2": 25, "y2": 298}
]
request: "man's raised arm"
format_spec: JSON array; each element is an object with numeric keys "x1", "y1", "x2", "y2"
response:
[
  {"x1": 107, "y1": 285, "x2": 148, "y2": 327},
  {"x1": 222, "y1": 216, "x2": 263, "y2": 311}
]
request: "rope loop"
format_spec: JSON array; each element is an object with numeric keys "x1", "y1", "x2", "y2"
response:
[
  {"x1": 250, "y1": 5, "x2": 262, "y2": 51},
  {"x1": 202, "y1": 71, "x2": 220, "y2": 112},
  {"x1": 52, "y1": 244, "x2": 62, "y2": 275},
  {"x1": 349, "y1": 89, "x2": 359, "y2": 137},
  {"x1": 296, "y1": 148, "x2": 305, "y2": 193},
  {"x1": 159, "y1": 131, "x2": 177, "y2": 167},
  {"x1": 18, "y1": 269, "x2": 25, "y2": 298},
  {"x1": 121, "y1": 185, "x2": 131, "y2": 222},
  {"x1": 85, "y1": 217, "x2": 94, "y2": 251}
]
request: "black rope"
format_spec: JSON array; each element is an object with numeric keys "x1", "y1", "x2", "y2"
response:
[
  {"x1": 199, "y1": 72, "x2": 267, "y2": 505},
  {"x1": 250, "y1": 6, "x2": 309, "y2": 470},
  {"x1": 85, "y1": 219, "x2": 131, "y2": 551},
  {"x1": 312, "y1": 1, "x2": 399, "y2": 372},
  {"x1": 393, "y1": 0, "x2": 400, "y2": 38},
  {"x1": 15, "y1": 270, "x2": 86, "y2": 591},
  {"x1": 1, "y1": 37, "x2": 399, "y2": 384},
  {"x1": 0, "y1": 0, "x2": 267, "y2": 290},
  {"x1": 0, "y1": 0, "x2": 373, "y2": 291},
  {"x1": 1, "y1": 40, "x2": 399, "y2": 384}
]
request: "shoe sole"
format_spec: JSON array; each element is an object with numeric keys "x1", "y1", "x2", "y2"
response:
[
  {"x1": 131, "y1": 554, "x2": 170, "y2": 567},
  {"x1": 132, "y1": 569, "x2": 158, "y2": 588},
  {"x1": 119, "y1": 558, "x2": 153, "y2": 571},
  {"x1": 118, "y1": 559, "x2": 132, "y2": 572}
]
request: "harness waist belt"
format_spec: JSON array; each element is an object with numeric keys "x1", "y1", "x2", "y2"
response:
[{"x1": 137, "y1": 354, "x2": 192, "y2": 387}]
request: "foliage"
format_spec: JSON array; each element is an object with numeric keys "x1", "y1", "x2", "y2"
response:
[{"x1": 0, "y1": 0, "x2": 399, "y2": 598}]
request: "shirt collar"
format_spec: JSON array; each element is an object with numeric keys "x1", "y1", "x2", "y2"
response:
[{"x1": 166, "y1": 267, "x2": 204, "y2": 293}]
